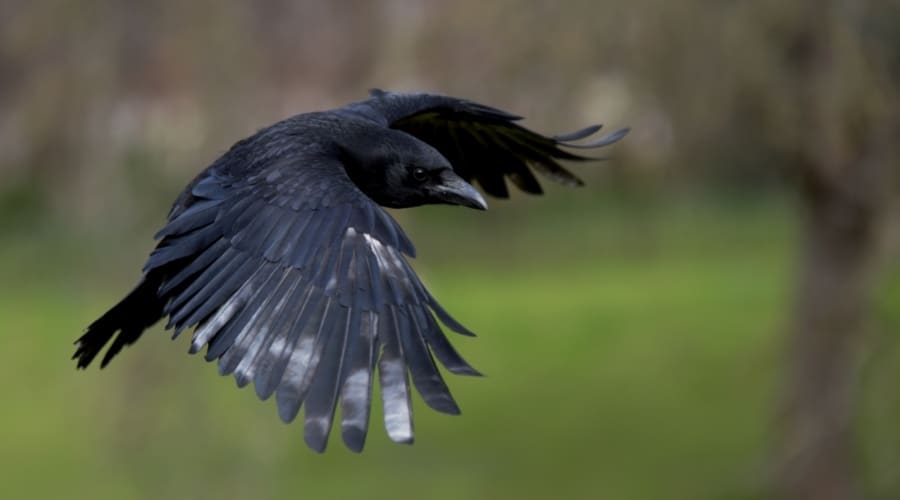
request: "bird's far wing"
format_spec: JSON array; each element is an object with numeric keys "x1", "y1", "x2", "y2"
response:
[
  {"x1": 371, "y1": 90, "x2": 628, "y2": 198},
  {"x1": 143, "y1": 157, "x2": 480, "y2": 453}
]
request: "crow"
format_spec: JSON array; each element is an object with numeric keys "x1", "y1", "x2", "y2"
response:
[{"x1": 73, "y1": 89, "x2": 628, "y2": 452}]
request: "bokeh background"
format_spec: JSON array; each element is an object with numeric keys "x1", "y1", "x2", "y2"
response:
[{"x1": 2, "y1": 1, "x2": 899, "y2": 499}]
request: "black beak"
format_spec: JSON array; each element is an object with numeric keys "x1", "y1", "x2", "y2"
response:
[{"x1": 432, "y1": 171, "x2": 488, "y2": 210}]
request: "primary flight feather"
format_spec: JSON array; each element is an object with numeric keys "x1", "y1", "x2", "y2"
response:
[{"x1": 73, "y1": 89, "x2": 628, "y2": 452}]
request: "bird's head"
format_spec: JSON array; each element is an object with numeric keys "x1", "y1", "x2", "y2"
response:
[{"x1": 338, "y1": 128, "x2": 487, "y2": 211}]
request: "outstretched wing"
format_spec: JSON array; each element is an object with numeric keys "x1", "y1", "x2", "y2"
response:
[
  {"x1": 143, "y1": 154, "x2": 479, "y2": 453},
  {"x1": 364, "y1": 89, "x2": 628, "y2": 198}
]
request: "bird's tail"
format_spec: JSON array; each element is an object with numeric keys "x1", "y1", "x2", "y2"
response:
[{"x1": 74, "y1": 273, "x2": 165, "y2": 369}]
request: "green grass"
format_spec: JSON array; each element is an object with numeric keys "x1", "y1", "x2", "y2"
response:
[{"x1": 0, "y1": 194, "x2": 895, "y2": 500}]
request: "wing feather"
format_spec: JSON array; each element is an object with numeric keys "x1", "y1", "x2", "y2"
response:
[
  {"x1": 378, "y1": 306, "x2": 414, "y2": 444},
  {"x1": 252, "y1": 284, "x2": 317, "y2": 400},
  {"x1": 400, "y1": 305, "x2": 460, "y2": 415},
  {"x1": 275, "y1": 294, "x2": 331, "y2": 423},
  {"x1": 339, "y1": 310, "x2": 377, "y2": 452},
  {"x1": 303, "y1": 305, "x2": 353, "y2": 452},
  {"x1": 413, "y1": 306, "x2": 481, "y2": 376},
  {"x1": 218, "y1": 266, "x2": 295, "y2": 384}
]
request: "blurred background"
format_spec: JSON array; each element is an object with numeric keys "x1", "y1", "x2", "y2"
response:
[{"x1": 1, "y1": 1, "x2": 898, "y2": 499}]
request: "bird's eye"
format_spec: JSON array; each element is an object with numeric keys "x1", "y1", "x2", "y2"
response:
[{"x1": 411, "y1": 167, "x2": 428, "y2": 182}]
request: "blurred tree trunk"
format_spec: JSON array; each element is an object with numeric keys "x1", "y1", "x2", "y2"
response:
[
  {"x1": 778, "y1": 157, "x2": 884, "y2": 500},
  {"x1": 774, "y1": 2, "x2": 898, "y2": 499}
]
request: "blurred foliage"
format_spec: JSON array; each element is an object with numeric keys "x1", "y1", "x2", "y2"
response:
[{"x1": 1, "y1": 1, "x2": 898, "y2": 499}]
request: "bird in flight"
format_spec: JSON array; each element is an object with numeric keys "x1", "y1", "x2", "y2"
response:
[{"x1": 74, "y1": 89, "x2": 627, "y2": 452}]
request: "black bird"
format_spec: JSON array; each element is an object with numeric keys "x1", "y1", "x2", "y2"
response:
[{"x1": 74, "y1": 89, "x2": 628, "y2": 452}]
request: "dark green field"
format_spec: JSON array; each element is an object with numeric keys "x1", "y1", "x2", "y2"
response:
[{"x1": 2, "y1": 194, "x2": 897, "y2": 499}]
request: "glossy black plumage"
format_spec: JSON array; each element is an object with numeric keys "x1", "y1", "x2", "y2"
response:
[{"x1": 73, "y1": 89, "x2": 627, "y2": 452}]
